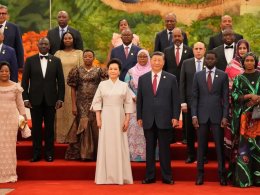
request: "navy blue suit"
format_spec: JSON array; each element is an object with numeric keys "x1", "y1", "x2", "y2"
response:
[
  {"x1": 191, "y1": 68, "x2": 228, "y2": 177},
  {"x1": 0, "y1": 44, "x2": 18, "y2": 82},
  {"x1": 137, "y1": 71, "x2": 180, "y2": 181},
  {"x1": 3, "y1": 22, "x2": 24, "y2": 68},
  {"x1": 110, "y1": 44, "x2": 141, "y2": 81}
]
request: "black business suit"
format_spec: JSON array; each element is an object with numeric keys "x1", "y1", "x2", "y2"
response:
[
  {"x1": 213, "y1": 44, "x2": 236, "y2": 71},
  {"x1": 137, "y1": 71, "x2": 180, "y2": 181},
  {"x1": 110, "y1": 44, "x2": 141, "y2": 81},
  {"x1": 208, "y1": 32, "x2": 243, "y2": 50},
  {"x1": 191, "y1": 68, "x2": 229, "y2": 178},
  {"x1": 3, "y1": 21, "x2": 24, "y2": 68},
  {"x1": 154, "y1": 29, "x2": 188, "y2": 52},
  {"x1": 47, "y1": 26, "x2": 83, "y2": 55},
  {"x1": 21, "y1": 54, "x2": 65, "y2": 158},
  {"x1": 180, "y1": 58, "x2": 201, "y2": 159}
]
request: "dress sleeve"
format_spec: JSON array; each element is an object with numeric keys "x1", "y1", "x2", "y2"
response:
[
  {"x1": 67, "y1": 66, "x2": 79, "y2": 87},
  {"x1": 124, "y1": 84, "x2": 135, "y2": 114},
  {"x1": 16, "y1": 84, "x2": 26, "y2": 115},
  {"x1": 90, "y1": 83, "x2": 103, "y2": 111},
  {"x1": 99, "y1": 67, "x2": 108, "y2": 81}
]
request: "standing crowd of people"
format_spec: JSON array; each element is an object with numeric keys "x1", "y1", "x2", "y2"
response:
[{"x1": 0, "y1": 4, "x2": 259, "y2": 188}]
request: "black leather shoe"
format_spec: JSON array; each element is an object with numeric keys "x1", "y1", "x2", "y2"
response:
[
  {"x1": 45, "y1": 156, "x2": 54, "y2": 162},
  {"x1": 185, "y1": 157, "x2": 195, "y2": 164},
  {"x1": 30, "y1": 156, "x2": 41, "y2": 162},
  {"x1": 220, "y1": 177, "x2": 227, "y2": 186},
  {"x1": 142, "y1": 178, "x2": 156, "y2": 184},
  {"x1": 195, "y1": 176, "x2": 204, "y2": 185},
  {"x1": 162, "y1": 179, "x2": 174, "y2": 185}
]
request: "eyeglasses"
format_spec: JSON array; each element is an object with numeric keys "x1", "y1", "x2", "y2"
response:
[{"x1": 0, "y1": 13, "x2": 7, "y2": 15}]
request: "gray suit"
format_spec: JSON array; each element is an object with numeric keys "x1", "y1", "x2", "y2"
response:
[
  {"x1": 191, "y1": 68, "x2": 228, "y2": 177},
  {"x1": 137, "y1": 71, "x2": 180, "y2": 180}
]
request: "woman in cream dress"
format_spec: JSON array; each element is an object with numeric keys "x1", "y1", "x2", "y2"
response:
[
  {"x1": 55, "y1": 31, "x2": 83, "y2": 143},
  {"x1": 91, "y1": 58, "x2": 134, "y2": 184}
]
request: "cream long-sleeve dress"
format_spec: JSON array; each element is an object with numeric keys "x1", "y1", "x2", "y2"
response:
[
  {"x1": 0, "y1": 83, "x2": 26, "y2": 183},
  {"x1": 91, "y1": 79, "x2": 134, "y2": 185},
  {"x1": 54, "y1": 49, "x2": 84, "y2": 143}
]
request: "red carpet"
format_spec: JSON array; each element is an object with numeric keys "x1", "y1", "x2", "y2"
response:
[{"x1": 0, "y1": 181, "x2": 258, "y2": 195}]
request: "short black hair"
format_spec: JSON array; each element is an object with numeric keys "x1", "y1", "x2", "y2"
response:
[
  {"x1": 60, "y1": 31, "x2": 76, "y2": 50},
  {"x1": 205, "y1": 50, "x2": 218, "y2": 59},
  {"x1": 83, "y1": 49, "x2": 95, "y2": 58},
  {"x1": 107, "y1": 58, "x2": 122, "y2": 71},
  {"x1": 151, "y1": 51, "x2": 165, "y2": 59},
  {"x1": 242, "y1": 52, "x2": 259, "y2": 69},
  {"x1": 0, "y1": 61, "x2": 11, "y2": 74}
]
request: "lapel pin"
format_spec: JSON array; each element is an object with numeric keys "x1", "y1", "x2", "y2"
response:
[
  {"x1": 163, "y1": 76, "x2": 166, "y2": 78},
  {"x1": 216, "y1": 75, "x2": 218, "y2": 78},
  {"x1": 252, "y1": 81, "x2": 255, "y2": 84},
  {"x1": 184, "y1": 50, "x2": 187, "y2": 53},
  {"x1": 2, "y1": 50, "x2": 5, "y2": 54},
  {"x1": 4, "y1": 26, "x2": 8, "y2": 29},
  {"x1": 49, "y1": 59, "x2": 52, "y2": 62},
  {"x1": 131, "y1": 53, "x2": 133, "y2": 55}
]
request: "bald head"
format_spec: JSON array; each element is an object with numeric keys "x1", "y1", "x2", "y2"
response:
[
  {"x1": 222, "y1": 28, "x2": 235, "y2": 45},
  {"x1": 121, "y1": 28, "x2": 133, "y2": 45},
  {"x1": 165, "y1": 13, "x2": 177, "y2": 31},
  {"x1": 220, "y1": 15, "x2": 232, "y2": 30},
  {"x1": 57, "y1": 11, "x2": 69, "y2": 28},
  {"x1": 173, "y1": 27, "x2": 183, "y2": 46},
  {"x1": 193, "y1": 42, "x2": 206, "y2": 60}
]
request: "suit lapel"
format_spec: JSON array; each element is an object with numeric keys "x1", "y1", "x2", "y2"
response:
[
  {"x1": 146, "y1": 72, "x2": 154, "y2": 95},
  {"x1": 163, "y1": 30, "x2": 169, "y2": 46},
  {"x1": 44, "y1": 55, "x2": 53, "y2": 78},
  {"x1": 155, "y1": 71, "x2": 166, "y2": 96},
  {"x1": 191, "y1": 59, "x2": 196, "y2": 73}
]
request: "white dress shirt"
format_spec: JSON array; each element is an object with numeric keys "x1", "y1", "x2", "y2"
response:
[
  {"x1": 151, "y1": 70, "x2": 162, "y2": 91},
  {"x1": 224, "y1": 43, "x2": 235, "y2": 64},
  {"x1": 0, "y1": 20, "x2": 6, "y2": 33},
  {"x1": 39, "y1": 53, "x2": 48, "y2": 78}
]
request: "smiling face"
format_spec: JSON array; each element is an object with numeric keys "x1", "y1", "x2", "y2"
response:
[
  {"x1": 108, "y1": 63, "x2": 120, "y2": 80},
  {"x1": 0, "y1": 64, "x2": 10, "y2": 82},
  {"x1": 63, "y1": 33, "x2": 74, "y2": 48},
  {"x1": 151, "y1": 54, "x2": 164, "y2": 73},
  {"x1": 0, "y1": 7, "x2": 8, "y2": 24},
  {"x1": 137, "y1": 52, "x2": 149, "y2": 66}
]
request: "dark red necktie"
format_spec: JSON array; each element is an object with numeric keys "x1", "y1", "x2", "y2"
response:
[
  {"x1": 176, "y1": 47, "x2": 180, "y2": 66},
  {"x1": 152, "y1": 74, "x2": 158, "y2": 95},
  {"x1": 207, "y1": 70, "x2": 212, "y2": 92}
]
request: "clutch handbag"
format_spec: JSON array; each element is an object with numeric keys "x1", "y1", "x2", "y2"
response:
[
  {"x1": 252, "y1": 105, "x2": 260, "y2": 120},
  {"x1": 18, "y1": 115, "x2": 31, "y2": 138}
]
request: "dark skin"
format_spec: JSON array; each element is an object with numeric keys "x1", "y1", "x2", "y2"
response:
[
  {"x1": 192, "y1": 53, "x2": 228, "y2": 129},
  {"x1": 222, "y1": 28, "x2": 235, "y2": 46},
  {"x1": 173, "y1": 28, "x2": 183, "y2": 46},
  {"x1": 57, "y1": 11, "x2": 69, "y2": 28},
  {"x1": 24, "y1": 38, "x2": 63, "y2": 110},
  {"x1": 241, "y1": 56, "x2": 260, "y2": 107},
  {"x1": 165, "y1": 14, "x2": 176, "y2": 31},
  {"x1": 121, "y1": 29, "x2": 133, "y2": 46}
]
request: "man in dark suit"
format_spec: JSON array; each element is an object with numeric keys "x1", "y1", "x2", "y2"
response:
[
  {"x1": 47, "y1": 10, "x2": 83, "y2": 55},
  {"x1": 191, "y1": 50, "x2": 229, "y2": 186},
  {"x1": 0, "y1": 4, "x2": 24, "y2": 68},
  {"x1": 213, "y1": 28, "x2": 236, "y2": 71},
  {"x1": 164, "y1": 28, "x2": 193, "y2": 143},
  {"x1": 110, "y1": 28, "x2": 141, "y2": 81},
  {"x1": 154, "y1": 13, "x2": 188, "y2": 52},
  {"x1": 21, "y1": 37, "x2": 65, "y2": 162},
  {"x1": 208, "y1": 15, "x2": 243, "y2": 50},
  {"x1": 137, "y1": 51, "x2": 180, "y2": 185},
  {"x1": 0, "y1": 31, "x2": 18, "y2": 82},
  {"x1": 180, "y1": 42, "x2": 206, "y2": 163}
]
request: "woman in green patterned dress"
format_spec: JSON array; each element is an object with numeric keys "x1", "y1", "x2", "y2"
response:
[{"x1": 231, "y1": 52, "x2": 260, "y2": 187}]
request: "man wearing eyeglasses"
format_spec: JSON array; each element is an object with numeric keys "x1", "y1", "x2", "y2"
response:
[{"x1": 0, "y1": 4, "x2": 24, "y2": 69}]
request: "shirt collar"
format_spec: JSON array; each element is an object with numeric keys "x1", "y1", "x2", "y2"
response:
[
  {"x1": 175, "y1": 43, "x2": 183, "y2": 49},
  {"x1": 39, "y1": 53, "x2": 49, "y2": 56},
  {"x1": 0, "y1": 20, "x2": 6, "y2": 26},
  {"x1": 206, "y1": 67, "x2": 216, "y2": 73},
  {"x1": 152, "y1": 70, "x2": 162, "y2": 77},
  {"x1": 123, "y1": 43, "x2": 132, "y2": 49},
  {"x1": 59, "y1": 25, "x2": 68, "y2": 31},
  {"x1": 195, "y1": 57, "x2": 204, "y2": 63},
  {"x1": 224, "y1": 42, "x2": 235, "y2": 47},
  {"x1": 167, "y1": 29, "x2": 173, "y2": 34}
]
